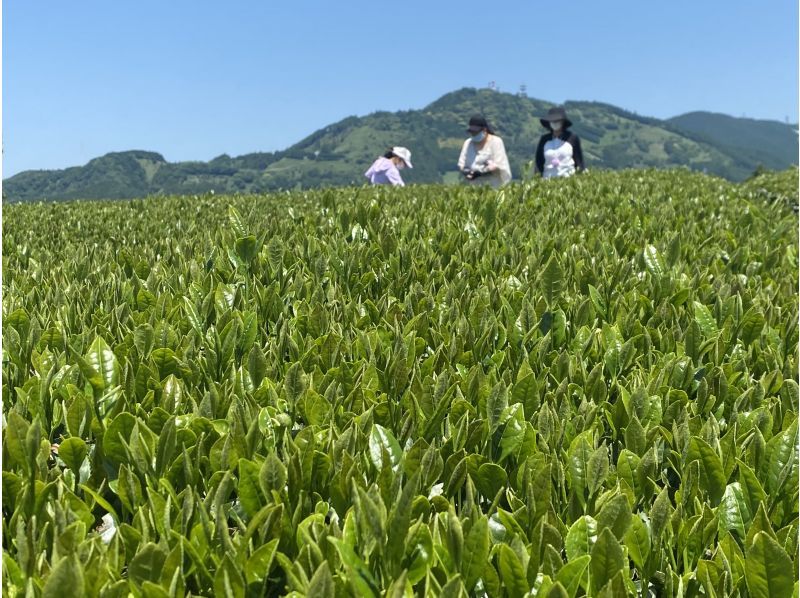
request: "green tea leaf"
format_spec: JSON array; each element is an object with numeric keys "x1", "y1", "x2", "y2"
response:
[
  {"x1": 623, "y1": 515, "x2": 650, "y2": 571},
  {"x1": 693, "y1": 301, "x2": 719, "y2": 338},
  {"x1": 461, "y1": 516, "x2": 489, "y2": 591},
  {"x1": 238, "y1": 458, "x2": 265, "y2": 518},
  {"x1": 718, "y1": 482, "x2": 752, "y2": 540},
  {"x1": 736, "y1": 459, "x2": 767, "y2": 515},
  {"x1": 58, "y1": 437, "x2": 87, "y2": 473},
  {"x1": 103, "y1": 412, "x2": 136, "y2": 465},
  {"x1": 284, "y1": 361, "x2": 306, "y2": 406},
  {"x1": 42, "y1": 555, "x2": 84, "y2": 598},
  {"x1": 554, "y1": 555, "x2": 590, "y2": 598},
  {"x1": 245, "y1": 538, "x2": 279, "y2": 585},
  {"x1": 688, "y1": 436, "x2": 727, "y2": 505},
  {"x1": 540, "y1": 255, "x2": 563, "y2": 307},
  {"x1": 134, "y1": 323, "x2": 155, "y2": 357},
  {"x1": 329, "y1": 536, "x2": 380, "y2": 596},
  {"x1": 590, "y1": 528, "x2": 624, "y2": 595},
  {"x1": 369, "y1": 424, "x2": 402, "y2": 473},
  {"x1": 474, "y1": 463, "x2": 507, "y2": 499},
  {"x1": 260, "y1": 452, "x2": 287, "y2": 497},
  {"x1": 306, "y1": 561, "x2": 335, "y2": 598},
  {"x1": 745, "y1": 532, "x2": 795, "y2": 598},
  {"x1": 498, "y1": 544, "x2": 528, "y2": 598},
  {"x1": 567, "y1": 431, "x2": 593, "y2": 498},
  {"x1": 498, "y1": 403, "x2": 525, "y2": 462},
  {"x1": 739, "y1": 309, "x2": 765, "y2": 346},
  {"x1": 86, "y1": 336, "x2": 119, "y2": 390},
  {"x1": 763, "y1": 419, "x2": 797, "y2": 497},
  {"x1": 213, "y1": 554, "x2": 245, "y2": 598},
  {"x1": 588, "y1": 285, "x2": 607, "y2": 319},
  {"x1": 586, "y1": 444, "x2": 609, "y2": 496},
  {"x1": 235, "y1": 235, "x2": 259, "y2": 263},
  {"x1": 596, "y1": 492, "x2": 632, "y2": 540},
  {"x1": 643, "y1": 244, "x2": 666, "y2": 279},
  {"x1": 566, "y1": 516, "x2": 598, "y2": 561},
  {"x1": 128, "y1": 542, "x2": 167, "y2": 586},
  {"x1": 487, "y1": 381, "x2": 509, "y2": 433},
  {"x1": 247, "y1": 344, "x2": 267, "y2": 388}
]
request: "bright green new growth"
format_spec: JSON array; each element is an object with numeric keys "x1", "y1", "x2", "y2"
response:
[{"x1": 2, "y1": 168, "x2": 798, "y2": 596}]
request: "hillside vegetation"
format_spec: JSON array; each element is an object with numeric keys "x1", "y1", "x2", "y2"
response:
[
  {"x1": 4, "y1": 89, "x2": 797, "y2": 201},
  {"x1": 3, "y1": 170, "x2": 798, "y2": 596}
]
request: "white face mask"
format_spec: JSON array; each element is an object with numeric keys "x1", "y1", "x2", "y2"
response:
[
  {"x1": 471, "y1": 131, "x2": 486, "y2": 143},
  {"x1": 396, "y1": 161, "x2": 405, "y2": 170},
  {"x1": 550, "y1": 120, "x2": 563, "y2": 131}
]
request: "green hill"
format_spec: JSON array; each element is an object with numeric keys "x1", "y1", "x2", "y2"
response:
[
  {"x1": 4, "y1": 88, "x2": 797, "y2": 201},
  {"x1": 667, "y1": 111, "x2": 798, "y2": 172}
]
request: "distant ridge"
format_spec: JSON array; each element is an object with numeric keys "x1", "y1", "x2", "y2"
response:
[
  {"x1": 4, "y1": 88, "x2": 798, "y2": 201},
  {"x1": 667, "y1": 111, "x2": 798, "y2": 172}
]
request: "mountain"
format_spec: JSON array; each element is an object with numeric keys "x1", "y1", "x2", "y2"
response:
[
  {"x1": 667, "y1": 111, "x2": 798, "y2": 172},
  {"x1": 4, "y1": 88, "x2": 797, "y2": 201}
]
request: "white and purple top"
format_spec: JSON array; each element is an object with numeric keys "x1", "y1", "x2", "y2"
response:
[
  {"x1": 364, "y1": 157, "x2": 405, "y2": 186},
  {"x1": 535, "y1": 131, "x2": 585, "y2": 179}
]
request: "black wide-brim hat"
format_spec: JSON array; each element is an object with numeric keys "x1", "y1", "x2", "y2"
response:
[
  {"x1": 466, "y1": 114, "x2": 494, "y2": 134},
  {"x1": 540, "y1": 106, "x2": 572, "y2": 129}
]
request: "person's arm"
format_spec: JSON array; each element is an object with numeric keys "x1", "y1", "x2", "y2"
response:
[
  {"x1": 535, "y1": 136, "x2": 546, "y2": 175},
  {"x1": 571, "y1": 134, "x2": 585, "y2": 171},
  {"x1": 386, "y1": 165, "x2": 405, "y2": 186},
  {"x1": 457, "y1": 139, "x2": 469, "y2": 171},
  {"x1": 488, "y1": 137, "x2": 512, "y2": 184},
  {"x1": 365, "y1": 159, "x2": 376, "y2": 180}
]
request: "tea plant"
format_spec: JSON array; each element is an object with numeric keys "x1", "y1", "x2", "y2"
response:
[{"x1": 3, "y1": 169, "x2": 798, "y2": 596}]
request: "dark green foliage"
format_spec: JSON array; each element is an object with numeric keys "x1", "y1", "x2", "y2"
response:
[{"x1": 2, "y1": 170, "x2": 797, "y2": 595}]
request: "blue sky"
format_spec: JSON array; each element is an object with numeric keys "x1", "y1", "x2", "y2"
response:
[{"x1": 3, "y1": 1, "x2": 798, "y2": 177}]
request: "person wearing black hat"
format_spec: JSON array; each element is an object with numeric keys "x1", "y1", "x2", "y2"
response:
[
  {"x1": 535, "y1": 106, "x2": 584, "y2": 178},
  {"x1": 458, "y1": 115, "x2": 512, "y2": 187}
]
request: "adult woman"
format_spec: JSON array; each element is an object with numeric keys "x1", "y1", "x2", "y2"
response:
[
  {"x1": 458, "y1": 115, "x2": 512, "y2": 187},
  {"x1": 535, "y1": 106, "x2": 584, "y2": 178},
  {"x1": 364, "y1": 147, "x2": 413, "y2": 186}
]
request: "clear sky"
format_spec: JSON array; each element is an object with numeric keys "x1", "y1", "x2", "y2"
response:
[{"x1": 3, "y1": 0, "x2": 798, "y2": 177}]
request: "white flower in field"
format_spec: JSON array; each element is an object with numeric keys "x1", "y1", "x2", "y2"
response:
[
  {"x1": 463, "y1": 220, "x2": 479, "y2": 238},
  {"x1": 97, "y1": 514, "x2": 117, "y2": 544},
  {"x1": 350, "y1": 223, "x2": 369, "y2": 241},
  {"x1": 428, "y1": 483, "x2": 444, "y2": 499},
  {"x1": 504, "y1": 275, "x2": 522, "y2": 290}
]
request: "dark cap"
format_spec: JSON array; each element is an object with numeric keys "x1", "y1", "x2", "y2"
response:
[
  {"x1": 467, "y1": 114, "x2": 494, "y2": 134},
  {"x1": 540, "y1": 106, "x2": 573, "y2": 130}
]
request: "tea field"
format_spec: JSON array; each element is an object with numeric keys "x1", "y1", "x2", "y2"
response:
[{"x1": 2, "y1": 169, "x2": 798, "y2": 597}]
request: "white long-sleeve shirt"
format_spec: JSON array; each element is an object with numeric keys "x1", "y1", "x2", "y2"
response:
[
  {"x1": 364, "y1": 156, "x2": 405, "y2": 186},
  {"x1": 457, "y1": 135, "x2": 512, "y2": 188}
]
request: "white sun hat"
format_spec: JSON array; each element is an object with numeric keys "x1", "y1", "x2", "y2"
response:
[{"x1": 392, "y1": 146, "x2": 413, "y2": 168}]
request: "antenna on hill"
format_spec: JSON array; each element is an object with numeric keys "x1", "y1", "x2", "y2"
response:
[
  {"x1": 488, "y1": 81, "x2": 496, "y2": 91},
  {"x1": 518, "y1": 84, "x2": 527, "y2": 97}
]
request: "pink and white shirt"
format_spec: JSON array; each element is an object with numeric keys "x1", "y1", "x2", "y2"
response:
[{"x1": 365, "y1": 157, "x2": 405, "y2": 186}]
